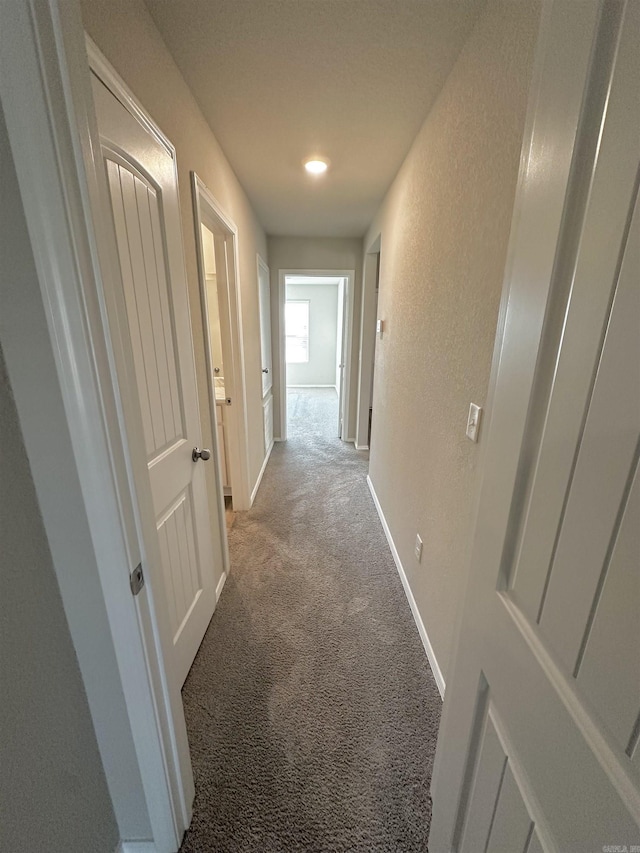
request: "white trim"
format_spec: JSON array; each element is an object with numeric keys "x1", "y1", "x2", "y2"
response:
[
  {"x1": 191, "y1": 173, "x2": 252, "y2": 511},
  {"x1": 215, "y1": 570, "x2": 227, "y2": 602},
  {"x1": 278, "y1": 268, "x2": 355, "y2": 442},
  {"x1": 356, "y1": 247, "x2": 380, "y2": 450},
  {"x1": 0, "y1": 6, "x2": 190, "y2": 851},
  {"x1": 341, "y1": 271, "x2": 355, "y2": 443},
  {"x1": 250, "y1": 438, "x2": 275, "y2": 505},
  {"x1": 117, "y1": 843, "x2": 158, "y2": 853},
  {"x1": 190, "y1": 176, "x2": 232, "y2": 574},
  {"x1": 367, "y1": 475, "x2": 446, "y2": 698},
  {"x1": 256, "y1": 253, "x2": 273, "y2": 399},
  {"x1": 86, "y1": 38, "x2": 197, "y2": 843},
  {"x1": 287, "y1": 384, "x2": 338, "y2": 388},
  {"x1": 86, "y1": 39, "x2": 172, "y2": 157},
  {"x1": 355, "y1": 443, "x2": 369, "y2": 451}
]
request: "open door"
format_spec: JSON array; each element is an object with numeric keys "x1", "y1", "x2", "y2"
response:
[
  {"x1": 257, "y1": 257, "x2": 273, "y2": 399},
  {"x1": 257, "y1": 256, "x2": 274, "y2": 458},
  {"x1": 430, "y1": 3, "x2": 640, "y2": 851},
  {"x1": 92, "y1": 65, "x2": 220, "y2": 689},
  {"x1": 336, "y1": 277, "x2": 345, "y2": 437}
]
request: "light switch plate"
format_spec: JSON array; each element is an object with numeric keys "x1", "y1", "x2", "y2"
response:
[
  {"x1": 466, "y1": 403, "x2": 482, "y2": 442},
  {"x1": 376, "y1": 319, "x2": 383, "y2": 337},
  {"x1": 415, "y1": 534, "x2": 423, "y2": 563}
]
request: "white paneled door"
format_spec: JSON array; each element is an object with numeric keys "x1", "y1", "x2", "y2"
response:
[
  {"x1": 92, "y1": 72, "x2": 217, "y2": 687},
  {"x1": 430, "y1": 3, "x2": 640, "y2": 852},
  {"x1": 257, "y1": 256, "x2": 273, "y2": 399}
]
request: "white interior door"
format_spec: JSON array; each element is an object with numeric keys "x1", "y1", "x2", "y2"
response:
[
  {"x1": 430, "y1": 3, "x2": 640, "y2": 851},
  {"x1": 336, "y1": 277, "x2": 345, "y2": 437},
  {"x1": 92, "y1": 72, "x2": 218, "y2": 688},
  {"x1": 257, "y1": 256, "x2": 273, "y2": 398}
]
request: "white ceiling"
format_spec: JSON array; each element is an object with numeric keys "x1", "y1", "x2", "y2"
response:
[{"x1": 144, "y1": 0, "x2": 485, "y2": 238}]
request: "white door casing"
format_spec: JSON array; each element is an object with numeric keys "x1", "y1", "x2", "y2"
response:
[
  {"x1": 2, "y1": 11, "x2": 199, "y2": 847},
  {"x1": 278, "y1": 268, "x2": 355, "y2": 442},
  {"x1": 355, "y1": 247, "x2": 380, "y2": 450},
  {"x1": 92, "y1": 73, "x2": 218, "y2": 689},
  {"x1": 430, "y1": 2, "x2": 640, "y2": 852},
  {"x1": 192, "y1": 174, "x2": 253, "y2": 511}
]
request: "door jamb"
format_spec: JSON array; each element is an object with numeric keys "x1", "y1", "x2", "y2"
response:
[
  {"x1": 355, "y1": 236, "x2": 381, "y2": 450},
  {"x1": 278, "y1": 268, "x2": 355, "y2": 442},
  {"x1": 190, "y1": 185, "x2": 232, "y2": 576},
  {"x1": 191, "y1": 174, "x2": 253, "y2": 511}
]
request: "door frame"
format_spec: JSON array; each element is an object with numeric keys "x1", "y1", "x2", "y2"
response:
[
  {"x1": 192, "y1": 174, "x2": 253, "y2": 511},
  {"x1": 278, "y1": 268, "x2": 355, "y2": 441},
  {"x1": 88, "y1": 37, "x2": 199, "y2": 841},
  {"x1": 191, "y1": 206, "x2": 231, "y2": 577},
  {"x1": 336, "y1": 277, "x2": 346, "y2": 436},
  {"x1": 88, "y1": 33, "x2": 196, "y2": 850},
  {"x1": 355, "y1": 236, "x2": 381, "y2": 450},
  {"x1": 0, "y1": 5, "x2": 197, "y2": 850}
]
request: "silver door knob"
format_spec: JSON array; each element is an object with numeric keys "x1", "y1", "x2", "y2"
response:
[
  {"x1": 192, "y1": 447, "x2": 211, "y2": 462},
  {"x1": 262, "y1": 368, "x2": 269, "y2": 374}
]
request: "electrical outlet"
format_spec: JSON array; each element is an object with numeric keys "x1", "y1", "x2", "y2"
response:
[
  {"x1": 466, "y1": 403, "x2": 482, "y2": 442},
  {"x1": 415, "y1": 534, "x2": 423, "y2": 563}
]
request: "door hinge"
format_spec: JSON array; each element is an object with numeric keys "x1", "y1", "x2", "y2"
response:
[{"x1": 130, "y1": 563, "x2": 145, "y2": 596}]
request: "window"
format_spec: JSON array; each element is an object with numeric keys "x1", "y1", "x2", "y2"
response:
[{"x1": 285, "y1": 300, "x2": 310, "y2": 363}]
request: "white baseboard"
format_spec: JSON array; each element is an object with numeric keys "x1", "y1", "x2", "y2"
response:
[
  {"x1": 216, "y1": 570, "x2": 227, "y2": 602},
  {"x1": 355, "y1": 443, "x2": 369, "y2": 450},
  {"x1": 287, "y1": 384, "x2": 335, "y2": 388},
  {"x1": 273, "y1": 436, "x2": 285, "y2": 442},
  {"x1": 366, "y1": 475, "x2": 446, "y2": 698},
  {"x1": 250, "y1": 439, "x2": 274, "y2": 505},
  {"x1": 117, "y1": 842, "x2": 157, "y2": 853}
]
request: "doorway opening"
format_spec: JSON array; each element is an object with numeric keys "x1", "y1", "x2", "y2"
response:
[
  {"x1": 200, "y1": 223, "x2": 231, "y2": 495},
  {"x1": 279, "y1": 270, "x2": 355, "y2": 442},
  {"x1": 192, "y1": 174, "x2": 252, "y2": 512}
]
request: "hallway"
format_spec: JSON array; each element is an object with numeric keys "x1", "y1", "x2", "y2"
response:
[
  {"x1": 287, "y1": 386, "x2": 339, "y2": 440},
  {"x1": 180, "y1": 388, "x2": 442, "y2": 851}
]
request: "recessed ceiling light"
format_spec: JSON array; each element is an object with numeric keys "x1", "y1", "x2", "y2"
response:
[{"x1": 304, "y1": 158, "x2": 328, "y2": 175}]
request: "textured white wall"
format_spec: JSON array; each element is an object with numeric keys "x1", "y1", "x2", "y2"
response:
[
  {"x1": 267, "y1": 236, "x2": 363, "y2": 438},
  {"x1": 81, "y1": 0, "x2": 269, "y2": 523},
  {"x1": 365, "y1": 0, "x2": 541, "y2": 681},
  {"x1": 286, "y1": 283, "x2": 339, "y2": 386}
]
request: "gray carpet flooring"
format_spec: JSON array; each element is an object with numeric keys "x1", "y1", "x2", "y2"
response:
[{"x1": 180, "y1": 388, "x2": 442, "y2": 852}]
